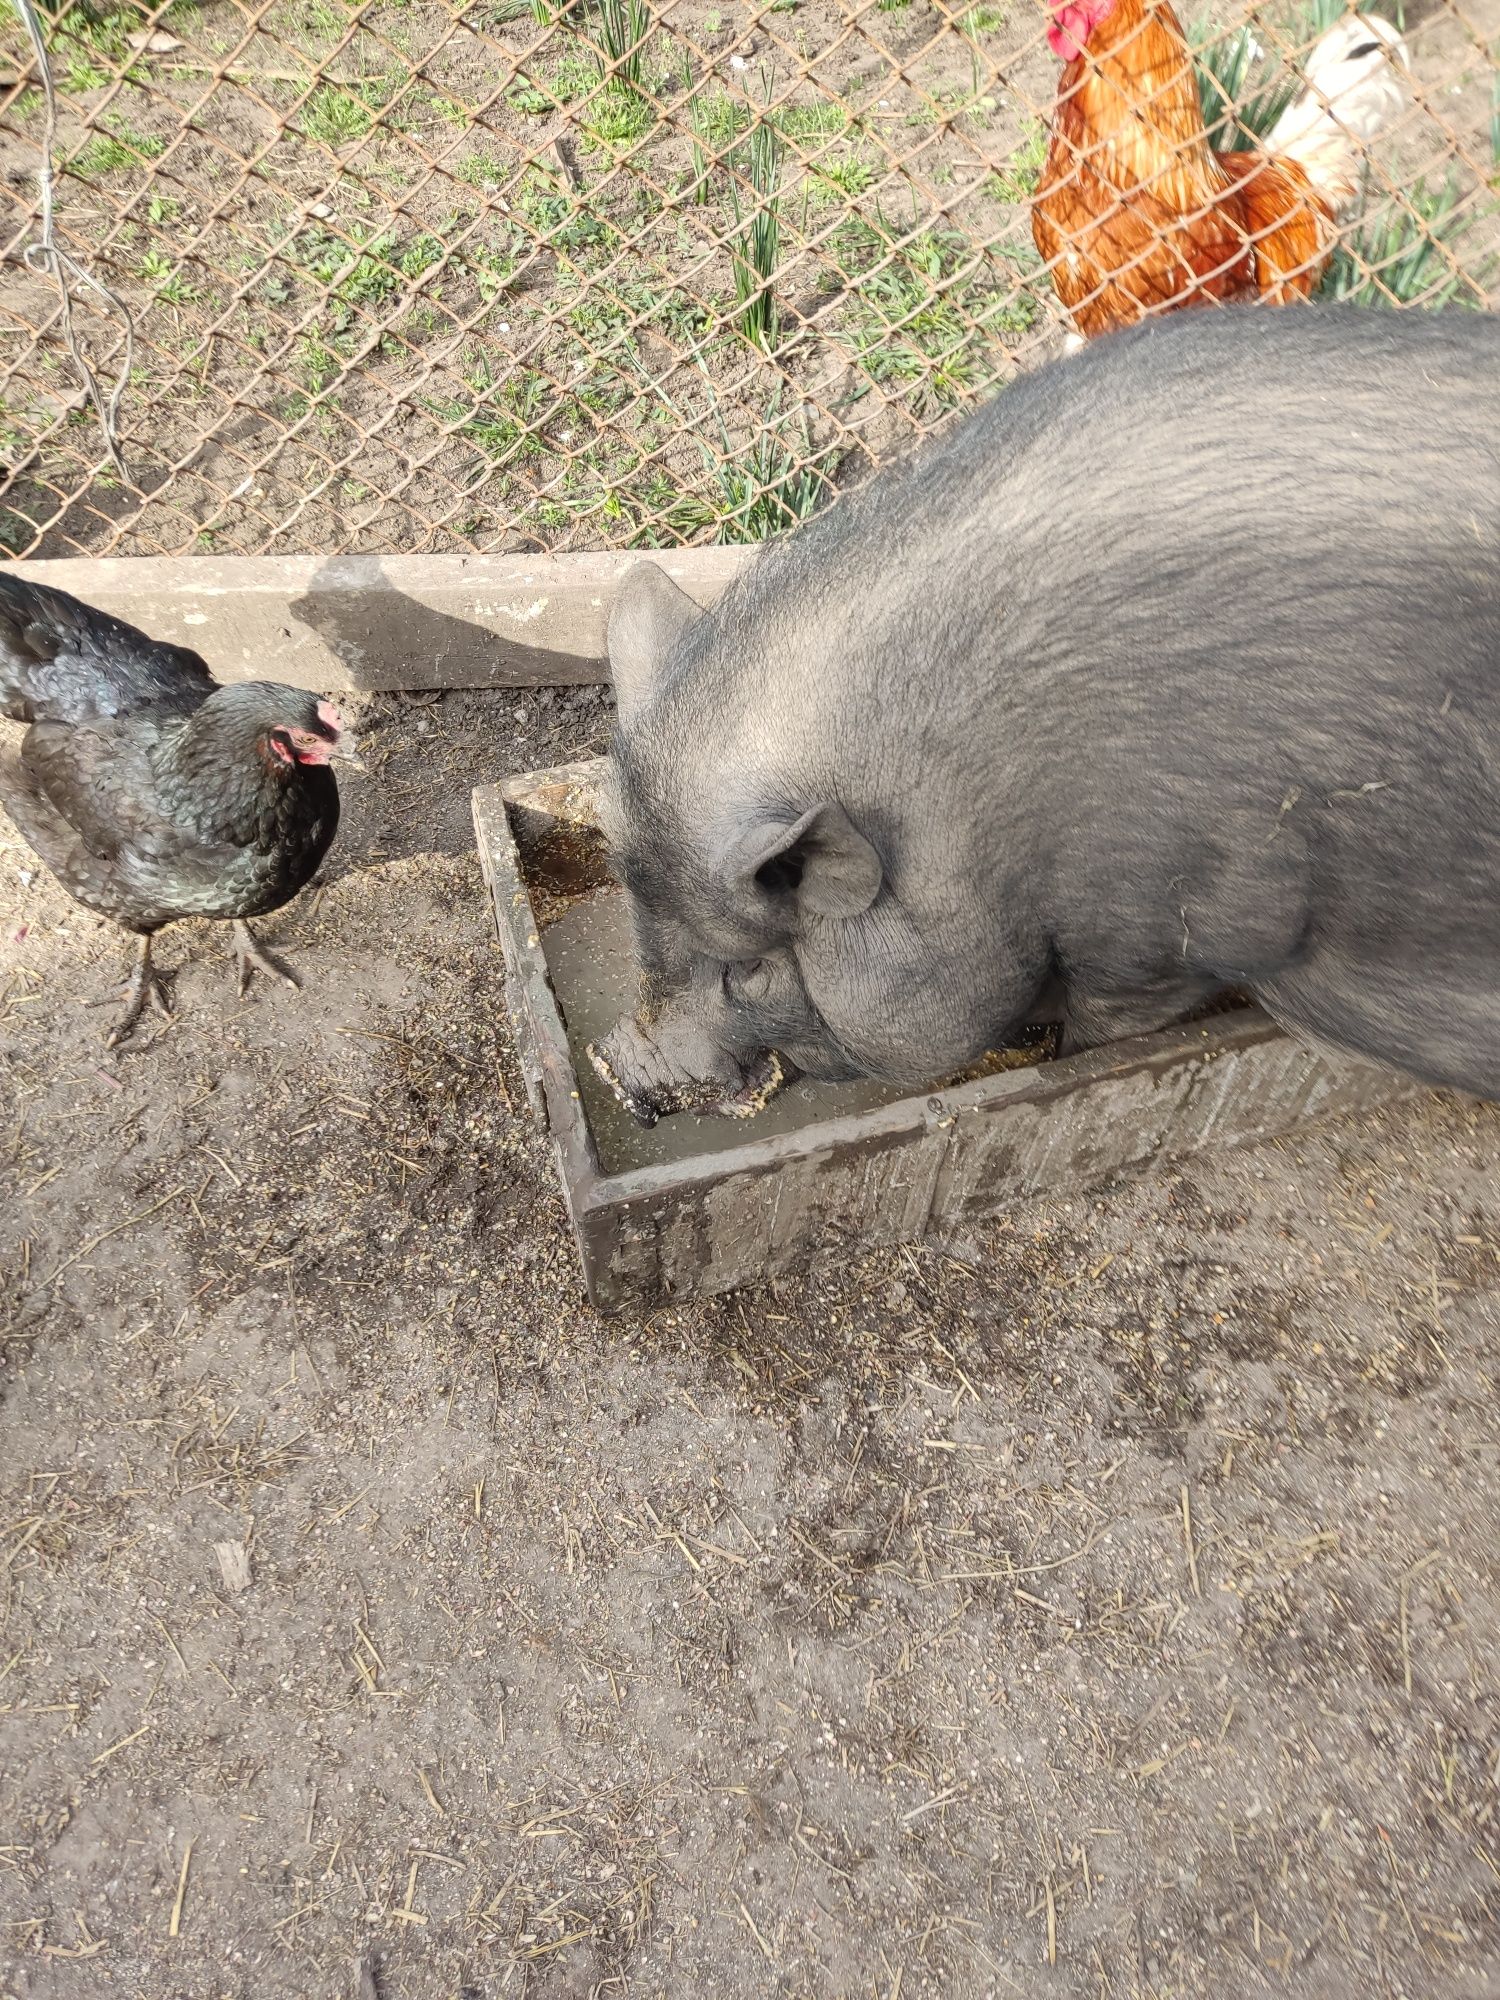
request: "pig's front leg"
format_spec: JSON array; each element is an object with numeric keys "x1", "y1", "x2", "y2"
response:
[{"x1": 1058, "y1": 979, "x2": 1216, "y2": 1058}]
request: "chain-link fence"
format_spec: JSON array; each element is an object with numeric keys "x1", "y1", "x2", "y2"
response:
[{"x1": 1, "y1": 0, "x2": 1496, "y2": 561}]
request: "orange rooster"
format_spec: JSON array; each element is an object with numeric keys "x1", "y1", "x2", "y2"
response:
[{"x1": 1031, "y1": 0, "x2": 1409, "y2": 339}]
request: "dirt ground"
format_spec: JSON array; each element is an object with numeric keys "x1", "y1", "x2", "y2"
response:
[{"x1": 1, "y1": 682, "x2": 1497, "y2": 2000}]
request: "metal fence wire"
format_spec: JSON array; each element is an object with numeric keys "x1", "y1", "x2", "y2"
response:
[{"x1": 1, "y1": 0, "x2": 1496, "y2": 560}]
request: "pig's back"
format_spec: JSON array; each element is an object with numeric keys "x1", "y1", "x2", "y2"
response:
[
  {"x1": 727, "y1": 303, "x2": 1498, "y2": 795},
  {"x1": 886, "y1": 302, "x2": 1495, "y2": 695}
]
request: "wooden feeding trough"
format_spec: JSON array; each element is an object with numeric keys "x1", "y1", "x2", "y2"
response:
[{"x1": 474, "y1": 758, "x2": 1407, "y2": 1313}]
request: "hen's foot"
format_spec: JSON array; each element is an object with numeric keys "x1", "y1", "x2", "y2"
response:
[
  {"x1": 231, "y1": 919, "x2": 301, "y2": 997},
  {"x1": 107, "y1": 937, "x2": 172, "y2": 1049}
]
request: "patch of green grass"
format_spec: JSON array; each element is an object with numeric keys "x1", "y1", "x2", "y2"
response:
[
  {"x1": 270, "y1": 0, "x2": 341, "y2": 42},
  {"x1": 298, "y1": 334, "x2": 342, "y2": 391},
  {"x1": 959, "y1": 4, "x2": 1007, "y2": 31},
  {"x1": 0, "y1": 503, "x2": 37, "y2": 557},
  {"x1": 989, "y1": 120, "x2": 1046, "y2": 203},
  {"x1": 138, "y1": 247, "x2": 199, "y2": 305},
  {"x1": 300, "y1": 85, "x2": 372, "y2": 146},
  {"x1": 302, "y1": 230, "x2": 399, "y2": 304},
  {"x1": 562, "y1": 271, "x2": 712, "y2": 350},
  {"x1": 509, "y1": 79, "x2": 554, "y2": 115},
  {"x1": 427, "y1": 91, "x2": 470, "y2": 129},
  {"x1": 688, "y1": 89, "x2": 742, "y2": 150},
  {"x1": 72, "y1": 121, "x2": 167, "y2": 177},
  {"x1": 564, "y1": 281, "x2": 643, "y2": 346},
  {"x1": 465, "y1": 239, "x2": 522, "y2": 301},
  {"x1": 1321, "y1": 176, "x2": 1489, "y2": 309},
  {"x1": 614, "y1": 360, "x2": 838, "y2": 548},
  {"x1": 147, "y1": 191, "x2": 182, "y2": 226},
  {"x1": 729, "y1": 111, "x2": 782, "y2": 346},
  {"x1": 848, "y1": 271, "x2": 971, "y2": 391},
  {"x1": 445, "y1": 361, "x2": 550, "y2": 466},
  {"x1": 288, "y1": 223, "x2": 405, "y2": 331},
  {"x1": 585, "y1": 82, "x2": 654, "y2": 146},
  {"x1": 710, "y1": 398, "x2": 834, "y2": 542},
  {"x1": 551, "y1": 51, "x2": 600, "y2": 101},
  {"x1": 620, "y1": 476, "x2": 715, "y2": 544},
  {"x1": 810, "y1": 151, "x2": 874, "y2": 202},
  {"x1": 299, "y1": 78, "x2": 394, "y2": 146},
  {"x1": 535, "y1": 495, "x2": 584, "y2": 530},
  {"x1": 775, "y1": 101, "x2": 847, "y2": 143},
  {"x1": 838, "y1": 229, "x2": 1032, "y2": 406},
  {"x1": 453, "y1": 149, "x2": 505, "y2": 187},
  {"x1": 513, "y1": 170, "x2": 618, "y2": 258},
  {"x1": 62, "y1": 54, "x2": 112, "y2": 92},
  {"x1": 0, "y1": 403, "x2": 30, "y2": 461},
  {"x1": 514, "y1": 172, "x2": 569, "y2": 235},
  {"x1": 401, "y1": 234, "x2": 445, "y2": 279},
  {"x1": 647, "y1": 288, "x2": 714, "y2": 343},
  {"x1": 825, "y1": 214, "x2": 900, "y2": 284},
  {"x1": 74, "y1": 8, "x2": 139, "y2": 55}
]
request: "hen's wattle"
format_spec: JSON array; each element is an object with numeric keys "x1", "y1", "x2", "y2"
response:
[{"x1": 0, "y1": 571, "x2": 354, "y2": 1047}]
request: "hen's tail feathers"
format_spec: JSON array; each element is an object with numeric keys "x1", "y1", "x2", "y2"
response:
[
  {"x1": 1265, "y1": 15, "x2": 1409, "y2": 216},
  {"x1": 0, "y1": 570, "x2": 215, "y2": 726}
]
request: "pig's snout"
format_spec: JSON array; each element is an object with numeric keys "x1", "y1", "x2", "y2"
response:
[{"x1": 588, "y1": 1010, "x2": 788, "y2": 1127}]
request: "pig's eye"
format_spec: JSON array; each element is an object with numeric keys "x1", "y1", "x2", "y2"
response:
[{"x1": 725, "y1": 959, "x2": 772, "y2": 1001}]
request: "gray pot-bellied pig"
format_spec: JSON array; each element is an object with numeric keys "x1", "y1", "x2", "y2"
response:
[{"x1": 592, "y1": 304, "x2": 1500, "y2": 1125}]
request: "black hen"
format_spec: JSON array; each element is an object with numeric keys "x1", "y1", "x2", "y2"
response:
[{"x1": 0, "y1": 571, "x2": 359, "y2": 1047}]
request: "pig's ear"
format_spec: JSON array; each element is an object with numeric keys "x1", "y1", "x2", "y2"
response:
[
  {"x1": 608, "y1": 563, "x2": 702, "y2": 727},
  {"x1": 734, "y1": 804, "x2": 882, "y2": 922}
]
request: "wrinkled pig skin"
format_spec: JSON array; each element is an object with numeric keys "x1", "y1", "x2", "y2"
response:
[{"x1": 591, "y1": 304, "x2": 1500, "y2": 1126}]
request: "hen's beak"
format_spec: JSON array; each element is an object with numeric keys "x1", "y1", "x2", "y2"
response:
[{"x1": 330, "y1": 732, "x2": 367, "y2": 773}]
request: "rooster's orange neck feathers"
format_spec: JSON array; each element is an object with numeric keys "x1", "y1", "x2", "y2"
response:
[{"x1": 1050, "y1": 0, "x2": 1225, "y2": 206}]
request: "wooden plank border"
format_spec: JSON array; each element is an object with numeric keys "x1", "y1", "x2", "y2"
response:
[{"x1": 10, "y1": 547, "x2": 759, "y2": 693}]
